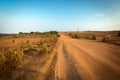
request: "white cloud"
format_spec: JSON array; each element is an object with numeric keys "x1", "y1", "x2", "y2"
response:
[{"x1": 96, "y1": 13, "x2": 104, "y2": 17}]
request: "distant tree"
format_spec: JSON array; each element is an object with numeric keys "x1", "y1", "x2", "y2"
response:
[
  {"x1": 30, "y1": 31, "x2": 34, "y2": 34},
  {"x1": 19, "y1": 32, "x2": 23, "y2": 34},
  {"x1": 50, "y1": 31, "x2": 58, "y2": 35}
]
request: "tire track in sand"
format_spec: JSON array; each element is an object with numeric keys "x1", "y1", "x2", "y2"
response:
[{"x1": 55, "y1": 39, "x2": 82, "y2": 80}]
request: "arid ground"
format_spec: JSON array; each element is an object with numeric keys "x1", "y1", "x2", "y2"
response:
[
  {"x1": 55, "y1": 34, "x2": 120, "y2": 80},
  {"x1": 0, "y1": 32, "x2": 120, "y2": 80}
]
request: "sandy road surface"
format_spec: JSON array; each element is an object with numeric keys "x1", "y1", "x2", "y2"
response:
[{"x1": 55, "y1": 35, "x2": 120, "y2": 80}]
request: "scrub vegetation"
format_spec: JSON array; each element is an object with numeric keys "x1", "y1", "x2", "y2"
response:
[
  {"x1": 0, "y1": 31, "x2": 58, "y2": 80},
  {"x1": 67, "y1": 31, "x2": 120, "y2": 45}
]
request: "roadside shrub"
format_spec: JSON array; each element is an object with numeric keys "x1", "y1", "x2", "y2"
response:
[
  {"x1": 84, "y1": 35, "x2": 89, "y2": 39},
  {"x1": 37, "y1": 46, "x2": 48, "y2": 56},
  {"x1": 101, "y1": 37, "x2": 106, "y2": 42},
  {"x1": 41, "y1": 46, "x2": 48, "y2": 54},
  {"x1": 74, "y1": 34, "x2": 80, "y2": 39},
  {"x1": 26, "y1": 40, "x2": 30, "y2": 44},
  {"x1": 0, "y1": 48, "x2": 24, "y2": 72},
  {"x1": 13, "y1": 34, "x2": 18, "y2": 38},
  {"x1": 0, "y1": 52, "x2": 7, "y2": 68},
  {"x1": 23, "y1": 48, "x2": 38, "y2": 56},
  {"x1": 69, "y1": 33, "x2": 72, "y2": 35},
  {"x1": 57, "y1": 34, "x2": 60, "y2": 37},
  {"x1": 12, "y1": 40, "x2": 15, "y2": 43},
  {"x1": 91, "y1": 34, "x2": 96, "y2": 40},
  {"x1": 5, "y1": 48, "x2": 24, "y2": 67},
  {"x1": 101, "y1": 37, "x2": 111, "y2": 43}
]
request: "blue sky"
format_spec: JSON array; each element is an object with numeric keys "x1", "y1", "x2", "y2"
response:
[{"x1": 0, "y1": 0, "x2": 120, "y2": 33}]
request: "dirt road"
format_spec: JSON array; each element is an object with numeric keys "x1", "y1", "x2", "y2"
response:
[
  {"x1": 55, "y1": 35, "x2": 120, "y2": 80},
  {"x1": 11, "y1": 34, "x2": 120, "y2": 80}
]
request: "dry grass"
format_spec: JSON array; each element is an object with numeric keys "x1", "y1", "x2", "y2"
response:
[
  {"x1": 0, "y1": 31, "x2": 58, "y2": 80},
  {"x1": 66, "y1": 31, "x2": 120, "y2": 45}
]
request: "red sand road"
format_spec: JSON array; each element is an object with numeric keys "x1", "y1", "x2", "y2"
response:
[{"x1": 55, "y1": 34, "x2": 120, "y2": 80}]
